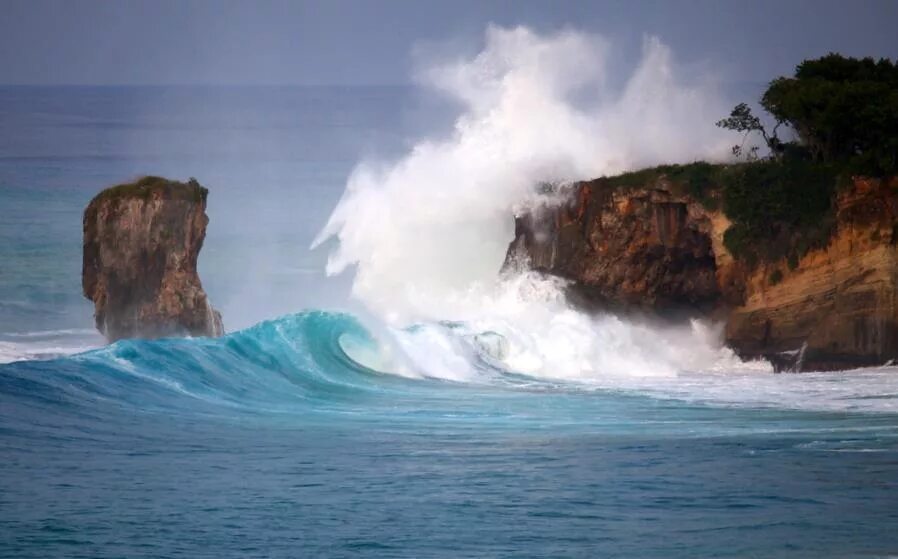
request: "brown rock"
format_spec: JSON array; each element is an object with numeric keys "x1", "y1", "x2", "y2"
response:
[
  {"x1": 504, "y1": 177, "x2": 722, "y2": 315},
  {"x1": 505, "y1": 175, "x2": 898, "y2": 371},
  {"x1": 726, "y1": 177, "x2": 898, "y2": 370},
  {"x1": 82, "y1": 176, "x2": 224, "y2": 342}
]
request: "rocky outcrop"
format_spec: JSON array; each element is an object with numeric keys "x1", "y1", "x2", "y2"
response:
[
  {"x1": 505, "y1": 179, "x2": 723, "y2": 314},
  {"x1": 82, "y1": 176, "x2": 224, "y2": 342},
  {"x1": 506, "y1": 175, "x2": 898, "y2": 371},
  {"x1": 726, "y1": 177, "x2": 898, "y2": 370}
]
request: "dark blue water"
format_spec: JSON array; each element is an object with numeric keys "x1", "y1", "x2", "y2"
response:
[
  {"x1": 2, "y1": 87, "x2": 898, "y2": 558},
  {"x1": 0, "y1": 85, "x2": 446, "y2": 339}
]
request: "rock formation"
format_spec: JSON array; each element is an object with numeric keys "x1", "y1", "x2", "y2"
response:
[
  {"x1": 82, "y1": 176, "x2": 224, "y2": 342},
  {"x1": 505, "y1": 179, "x2": 722, "y2": 314},
  {"x1": 726, "y1": 177, "x2": 898, "y2": 370},
  {"x1": 506, "y1": 175, "x2": 898, "y2": 371}
]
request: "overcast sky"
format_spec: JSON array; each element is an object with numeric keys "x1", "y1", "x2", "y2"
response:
[{"x1": 2, "y1": 0, "x2": 896, "y2": 86}]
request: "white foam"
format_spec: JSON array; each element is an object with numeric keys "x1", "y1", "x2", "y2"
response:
[
  {"x1": 314, "y1": 26, "x2": 730, "y2": 324},
  {"x1": 383, "y1": 303, "x2": 898, "y2": 414},
  {"x1": 312, "y1": 25, "x2": 898, "y2": 414},
  {"x1": 0, "y1": 328, "x2": 103, "y2": 364},
  {"x1": 312, "y1": 27, "x2": 749, "y2": 387},
  {"x1": 4, "y1": 328, "x2": 97, "y2": 339},
  {"x1": 376, "y1": 272, "x2": 762, "y2": 382},
  {"x1": 0, "y1": 340, "x2": 97, "y2": 364},
  {"x1": 605, "y1": 367, "x2": 898, "y2": 413}
]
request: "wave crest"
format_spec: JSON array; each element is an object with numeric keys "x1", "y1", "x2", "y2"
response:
[{"x1": 313, "y1": 25, "x2": 730, "y2": 323}]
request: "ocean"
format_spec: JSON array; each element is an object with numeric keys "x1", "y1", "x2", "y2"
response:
[{"x1": 1, "y1": 85, "x2": 898, "y2": 558}]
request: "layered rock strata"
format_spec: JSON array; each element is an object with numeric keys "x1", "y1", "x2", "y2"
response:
[{"x1": 506, "y1": 176, "x2": 898, "y2": 371}]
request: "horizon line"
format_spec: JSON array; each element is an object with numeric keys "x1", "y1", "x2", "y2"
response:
[{"x1": 0, "y1": 82, "x2": 415, "y2": 88}]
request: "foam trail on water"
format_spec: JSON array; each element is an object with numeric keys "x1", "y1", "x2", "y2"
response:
[
  {"x1": 378, "y1": 272, "x2": 766, "y2": 383},
  {"x1": 3, "y1": 311, "x2": 897, "y2": 415},
  {"x1": 314, "y1": 26, "x2": 752, "y2": 381},
  {"x1": 0, "y1": 329, "x2": 104, "y2": 364}
]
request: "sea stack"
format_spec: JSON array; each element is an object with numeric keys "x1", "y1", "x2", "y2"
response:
[{"x1": 82, "y1": 176, "x2": 224, "y2": 342}]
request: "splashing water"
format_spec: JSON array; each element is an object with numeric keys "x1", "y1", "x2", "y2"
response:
[
  {"x1": 314, "y1": 25, "x2": 741, "y2": 380},
  {"x1": 3, "y1": 28, "x2": 898, "y2": 557}
]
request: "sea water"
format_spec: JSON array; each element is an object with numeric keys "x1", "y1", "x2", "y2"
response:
[{"x1": 2, "y1": 83, "x2": 898, "y2": 558}]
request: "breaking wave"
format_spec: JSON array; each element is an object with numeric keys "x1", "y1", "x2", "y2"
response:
[{"x1": 3, "y1": 311, "x2": 897, "y2": 423}]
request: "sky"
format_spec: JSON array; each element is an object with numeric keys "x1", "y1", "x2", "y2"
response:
[{"x1": 1, "y1": 0, "x2": 896, "y2": 86}]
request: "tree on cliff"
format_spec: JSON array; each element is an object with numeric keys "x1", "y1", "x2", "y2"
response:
[
  {"x1": 719, "y1": 53, "x2": 898, "y2": 173},
  {"x1": 715, "y1": 102, "x2": 784, "y2": 160}
]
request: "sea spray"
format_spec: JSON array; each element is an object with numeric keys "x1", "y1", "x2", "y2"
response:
[{"x1": 314, "y1": 25, "x2": 744, "y2": 380}]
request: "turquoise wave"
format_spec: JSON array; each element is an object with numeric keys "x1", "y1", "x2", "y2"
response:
[
  {"x1": 4, "y1": 310, "x2": 898, "y2": 435},
  {"x1": 0, "y1": 312, "x2": 413, "y2": 417}
]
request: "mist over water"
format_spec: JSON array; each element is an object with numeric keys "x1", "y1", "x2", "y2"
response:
[
  {"x1": 2, "y1": 23, "x2": 898, "y2": 559},
  {"x1": 0, "y1": 85, "x2": 427, "y2": 348},
  {"x1": 314, "y1": 26, "x2": 749, "y2": 381},
  {"x1": 317, "y1": 27, "x2": 731, "y2": 321}
]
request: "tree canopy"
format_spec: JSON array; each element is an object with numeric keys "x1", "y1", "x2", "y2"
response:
[{"x1": 719, "y1": 53, "x2": 898, "y2": 174}]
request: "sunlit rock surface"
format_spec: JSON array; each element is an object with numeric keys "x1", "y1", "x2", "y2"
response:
[{"x1": 506, "y1": 175, "x2": 898, "y2": 371}]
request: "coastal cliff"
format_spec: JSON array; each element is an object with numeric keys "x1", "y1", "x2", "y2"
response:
[
  {"x1": 82, "y1": 176, "x2": 224, "y2": 342},
  {"x1": 506, "y1": 173, "x2": 898, "y2": 371},
  {"x1": 727, "y1": 177, "x2": 898, "y2": 370},
  {"x1": 505, "y1": 179, "x2": 724, "y2": 314}
]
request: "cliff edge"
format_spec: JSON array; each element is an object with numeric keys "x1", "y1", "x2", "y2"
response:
[
  {"x1": 505, "y1": 179, "x2": 724, "y2": 314},
  {"x1": 82, "y1": 176, "x2": 224, "y2": 342},
  {"x1": 506, "y1": 172, "x2": 898, "y2": 371}
]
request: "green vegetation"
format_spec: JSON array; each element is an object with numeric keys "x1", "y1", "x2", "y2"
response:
[
  {"x1": 769, "y1": 269, "x2": 784, "y2": 286},
  {"x1": 599, "y1": 53, "x2": 897, "y2": 268},
  {"x1": 715, "y1": 102, "x2": 783, "y2": 160},
  {"x1": 713, "y1": 53, "x2": 897, "y2": 265},
  {"x1": 718, "y1": 53, "x2": 898, "y2": 174},
  {"x1": 602, "y1": 161, "x2": 722, "y2": 209},
  {"x1": 91, "y1": 176, "x2": 207, "y2": 206},
  {"x1": 762, "y1": 54, "x2": 898, "y2": 174},
  {"x1": 599, "y1": 158, "x2": 840, "y2": 267},
  {"x1": 718, "y1": 158, "x2": 838, "y2": 265}
]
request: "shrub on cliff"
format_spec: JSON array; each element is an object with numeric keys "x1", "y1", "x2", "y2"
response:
[
  {"x1": 599, "y1": 53, "x2": 895, "y2": 268},
  {"x1": 719, "y1": 158, "x2": 837, "y2": 265},
  {"x1": 603, "y1": 161, "x2": 722, "y2": 209},
  {"x1": 92, "y1": 176, "x2": 207, "y2": 205},
  {"x1": 712, "y1": 53, "x2": 897, "y2": 264}
]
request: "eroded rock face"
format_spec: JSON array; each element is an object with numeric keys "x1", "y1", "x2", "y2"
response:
[
  {"x1": 506, "y1": 175, "x2": 898, "y2": 371},
  {"x1": 504, "y1": 178, "x2": 723, "y2": 314},
  {"x1": 726, "y1": 177, "x2": 898, "y2": 370},
  {"x1": 82, "y1": 177, "x2": 224, "y2": 342}
]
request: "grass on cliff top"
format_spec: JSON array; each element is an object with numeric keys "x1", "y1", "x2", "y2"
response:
[
  {"x1": 601, "y1": 161, "x2": 723, "y2": 209},
  {"x1": 91, "y1": 176, "x2": 208, "y2": 205},
  {"x1": 599, "y1": 158, "x2": 846, "y2": 268}
]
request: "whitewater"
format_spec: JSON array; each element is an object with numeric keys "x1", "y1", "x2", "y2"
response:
[{"x1": 2, "y1": 26, "x2": 898, "y2": 558}]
